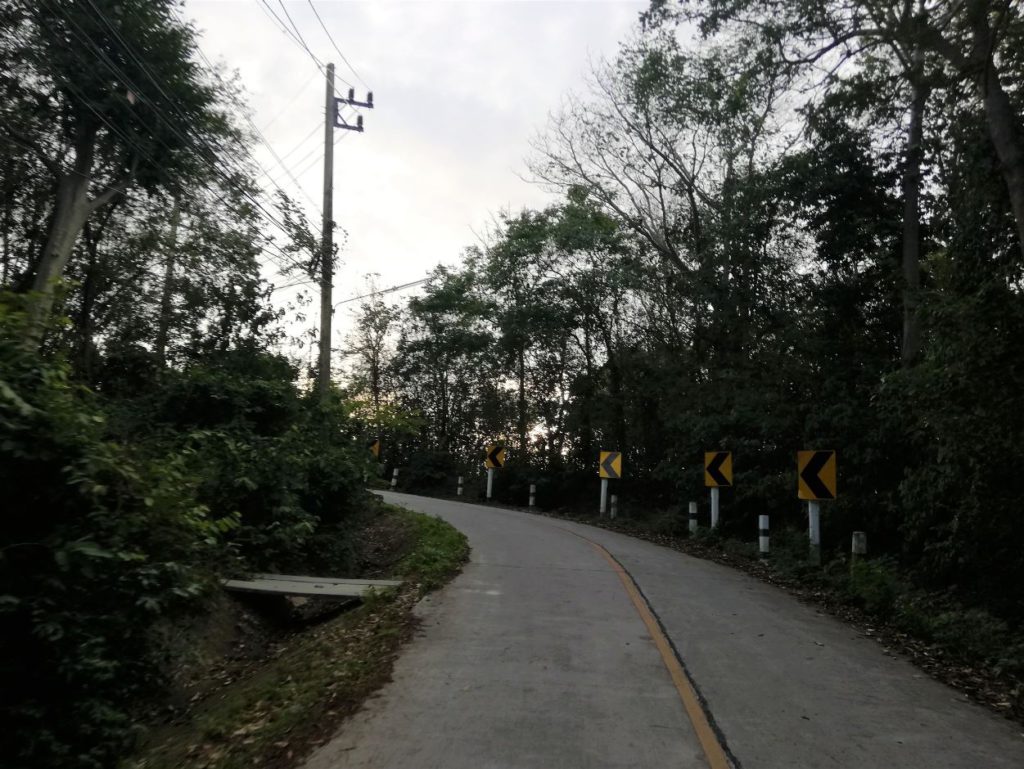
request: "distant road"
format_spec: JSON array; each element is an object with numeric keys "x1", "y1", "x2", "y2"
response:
[{"x1": 303, "y1": 491, "x2": 1024, "y2": 769}]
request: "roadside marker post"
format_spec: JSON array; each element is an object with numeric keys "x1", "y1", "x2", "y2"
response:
[
  {"x1": 484, "y1": 445, "x2": 505, "y2": 502},
  {"x1": 759, "y1": 515, "x2": 770, "y2": 557},
  {"x1": 688, "y1": 501, "x2": 698, "y2": 534},
  {"x1": 529, "y1": 484, "x2": 536, "y2": 508},
  {"x1": 704, "y1": 451, "x2": 732, "y2": 530},
  {"x1": 808, "y1": 501, "x2": 821, "y2": 564},
  {"x1": 598, "y1": 451, "x2": 622, "y2": 516},
  {"x1": 457, "y1": 476, "x2": 464, "y2": 497},
  {"x1": 610, "y1": 494, "x2": 618, "y2": 519},
  {"x1": 391, "y1": 468, "x2": 399, "y2": 489},
  {"x1": 797, "y1": 450, "x2": 837, "y2": 565},
  {"x1": 851, "y1": 531, "x2": 867, "y2": 567}
]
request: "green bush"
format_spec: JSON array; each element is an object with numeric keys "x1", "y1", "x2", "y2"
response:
[
  {"x1": 115, "y1": 351, "x2": 367, "y2": 573},
  {"x1": 845, "y1": 558, "x2": 906, "y2": 617},
  {"x1": 0, "y1": 299, "x2": 227, "y2": 768}
]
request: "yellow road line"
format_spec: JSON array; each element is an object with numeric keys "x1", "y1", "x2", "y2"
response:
[{"x1": 578, "y1": 534, "x2": 733, "y2": 769}]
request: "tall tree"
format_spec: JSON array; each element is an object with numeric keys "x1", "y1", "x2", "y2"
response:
[{"x1": 0, "y1": 0, "x2": 238, "y2": 335}]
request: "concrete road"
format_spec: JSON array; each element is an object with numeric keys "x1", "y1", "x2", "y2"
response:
[{"x1": 303, "y1": 492, "x2": 1024, "y2": 769}]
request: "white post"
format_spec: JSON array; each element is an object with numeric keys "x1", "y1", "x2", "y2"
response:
[
  {"x1": 610, "y1": 494, "x2": 618, "y2": 519},
  {"x1": 759, "y1": 515, "x2": 770, "y2": 557},
  {"x1": 808, "y1": 500, "x2": 821, "y2": 564},
  {"x1": 390, "y1": 468, "x2": 399, "y2": 489},
  {"x1": 851, "y1": 531, "x2": 867, "y2": 566},
  {"x1": 529, "y1": 484, "x2": 536, "y2": 508},
  {"x1": 362, "y1": 471, "x2": 367, "y2": 484},
  {"x1": 710, "y1": 487, "x2": 720, "y2": 529},
  {"x1": 688, "y1": 501, "x2": 698, "y2": 534},
  {"x1": 486, "y1": 468, "x2": 494, "y2": 500},
  {"x1": 599, "y1": 478, "x2": 609, "y2": 516},
  {"x1": 457, "y1": 475, "x2": 464, "y2": 497}
]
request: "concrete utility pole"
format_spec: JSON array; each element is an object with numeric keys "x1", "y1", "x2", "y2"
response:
[
  {"x1": 317, "y1": 65, "x2": 373, "y2": 400},
  {"x1": 318, "y1": 63, "x2": 336, "y2": 400}
]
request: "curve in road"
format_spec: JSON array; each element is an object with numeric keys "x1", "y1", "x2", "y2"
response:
[{"x1": 302, "y1": 492, "x2": 1024, "y2": 769}]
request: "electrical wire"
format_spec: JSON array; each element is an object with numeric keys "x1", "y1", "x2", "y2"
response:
[
  {"x1": 54, "y1": 0, "x2": 314, "y2": 276},
  {"x1": 306, "y1": 0, "x2": 370, "y2": 90},
  {"x1": 333, "y1": 277, "x2": 429, "y2": 307},
  {"x1": 261, "y1": 72, "x2": 318, "y2": 132}
]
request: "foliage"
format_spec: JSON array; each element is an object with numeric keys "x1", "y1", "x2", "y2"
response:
[
  {"x1": 395, "y1": 507, "x2": 471, "y2": 592},
  {"x1": 377, "y1": 0, "x2": 1024, "y2": 634},
  {"x1": 0, "y1": 297, "x2": 227, "y2": 768},
  {"x1": 131, "y1": 504, "x2": 468, "y2": 769}
]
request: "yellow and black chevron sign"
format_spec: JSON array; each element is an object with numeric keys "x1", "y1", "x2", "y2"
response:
[
  {"x1": 797, "y1": 450, "x2": 837, "y2": 500},
  {"x1": 704, "y1": 451, "x2": 733, "y2": 487}
]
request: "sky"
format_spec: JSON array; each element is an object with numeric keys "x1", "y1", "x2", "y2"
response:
[{"x1": 182, "y1": 0, "x2": 646, "y2": 356}]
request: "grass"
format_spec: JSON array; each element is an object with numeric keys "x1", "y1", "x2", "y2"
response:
[{"x1": 127, "y1": 504, "x2": 468, "y2": 769}]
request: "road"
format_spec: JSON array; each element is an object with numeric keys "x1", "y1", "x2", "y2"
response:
[{"x1": 303, "y1": 492, "x2": 1024, "y2": 769}]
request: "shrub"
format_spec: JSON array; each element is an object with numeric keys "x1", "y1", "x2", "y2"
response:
[
  {"x1": 0, "y1": 299, "x2": 227, "y2": 768},
  {"x1": 845, "y1": 558, "x2": 906, "y2": 617}
]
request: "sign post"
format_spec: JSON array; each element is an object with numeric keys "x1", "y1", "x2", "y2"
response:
[
  {"x1": 598, "y1": 451, "x2": 622, "y2": 516},
  {"x1": 484, "y1": 445, "x2": 505, "y2": 501},
  {"x1": 704, "y1": 451, "x2": 733, "y2": 529},
  {"x1": 798, "y1": 450, "x2": 837, "y2": 565}
]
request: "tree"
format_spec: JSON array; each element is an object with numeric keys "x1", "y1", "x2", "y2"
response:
[{"x1": 0, "y1": 0, "x2": 239, "y2": 335}]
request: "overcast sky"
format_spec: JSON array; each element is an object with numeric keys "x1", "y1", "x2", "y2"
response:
[{"x1": 183, "y1": 0, "x2": 646, "y2": 356}]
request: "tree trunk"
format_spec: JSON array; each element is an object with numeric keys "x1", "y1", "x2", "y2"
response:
[
  {"x1": 155, "y1": 198, "x2": 181, "y2": 367},
  {"x1": 74, "y1": 229, "x2": 100, "y2": 381},
  {"x1": 517, "y1": 345, "x2": 528, "y2": 458},
  {"x1": 26, "y1": 122, "x2": 126, "y2": 343},
  {"x1": 970, "y1": 2, "x2": 1024, "y2": 261},
  {"x1": 599, "y1": 321, "x2": 627, "y2": 453},
  {"x1": 577, "y1": 324, "x2": 595, "y2": 465},
  {"x1": 29, "y1": 169, "x2": 91, "y2": 329},
  {"x1": 901, "y1": 74, "x2": 928, "y2": 367}
]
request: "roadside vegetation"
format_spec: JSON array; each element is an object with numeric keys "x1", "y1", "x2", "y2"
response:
[
  {"x1": 354, "y1": 0, "x2": 1024, "y2": 724},
  {"x1": 3, "y1": 0, "x2": 1024, "y2": 765},
  {"x1": 130, "y1": 503, "x2": 468, "y2": 769},
  {"x1": 0, "y1": 3, "x2": 408, "y2": 768}
]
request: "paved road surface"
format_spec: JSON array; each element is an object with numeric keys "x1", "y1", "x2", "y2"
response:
[{"x1": 303, "y1": 492, "x2": 1024, "y2": 769}]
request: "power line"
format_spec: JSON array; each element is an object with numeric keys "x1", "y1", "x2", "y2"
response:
[
  {"x1": 261, "y1": 72, "x2": 318, "y2": 131},
  {"x1": 183, "y1": 36, "x2": 322, "y2": 213},
  {"x1": 270, "y1": 277, "x2": 318, "y2": 292},
  {"x1": 57, "y1": 0, "x2": 315, "y2": 273},
  {"x1": 254, "y1": 0, "x2": 356, "y2": 97},
  {"x1": 48, "y1": 6, "x2": 311, "y2": 279},
  {"x1": 307, "y1": 0, "x2": 370, "y2": 90},
  {"x1": 333, "y1": 278, "x2": 429, "y2": 307},
  {"x1": 84, "y1": 0, "x2": 317, "y2": 227}
]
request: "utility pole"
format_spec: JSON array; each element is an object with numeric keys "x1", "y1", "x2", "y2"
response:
[
  {"x1": 317, "y1": 63, "x2": 373, "y2": 400},
  {"x1": 318, "y1": 63, "x2": 336, "y2": 400}
]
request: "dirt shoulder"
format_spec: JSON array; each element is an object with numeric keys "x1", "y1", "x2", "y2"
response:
[{"x1": 129, "y1": 502, "x2": 469, "y2": 769}]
